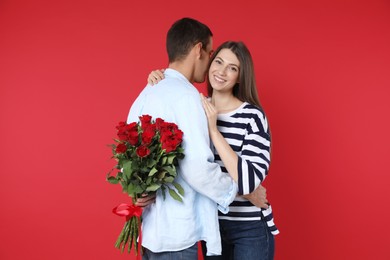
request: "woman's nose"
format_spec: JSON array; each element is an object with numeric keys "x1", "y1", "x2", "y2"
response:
[{"x1": 217, "y1": 66, "x2": 227, "y2": 75}]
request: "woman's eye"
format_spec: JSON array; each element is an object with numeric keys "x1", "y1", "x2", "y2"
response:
[{"x1": 230, "y1": 66, "x2": 238, "y2": 72}]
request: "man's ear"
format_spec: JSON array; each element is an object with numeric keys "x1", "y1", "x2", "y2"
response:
[{"x1": 194, "y1": 42, "x2": 203, "y2": 59}]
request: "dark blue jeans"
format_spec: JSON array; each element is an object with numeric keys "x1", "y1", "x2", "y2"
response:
[
  {"x1": 142, "y1": 243, "x2": 198, "y2": 260},
  {"x1": 202, "y1": 219, "x2": 275, "y2": 260}
]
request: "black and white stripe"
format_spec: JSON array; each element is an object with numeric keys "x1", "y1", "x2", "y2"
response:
[{"x1": 214, "y1": 102, "x2": 279, "y2": 235}]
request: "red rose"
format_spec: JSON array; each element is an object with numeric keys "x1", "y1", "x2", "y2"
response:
[
  {"x1": 116, "y1": 121, "x2": 127, "y2": 130},
  {"x1": 115, "y1": 143, "x2": 127, "y2": 154},
  {"x1": 128, "y1": 129, "x2": 139, "y2": 146},
  {"x1": 117, "y1": 128, "x2": 128, "y2": 141},
  {"x1": 125, "y1": 122, "x2": 138, "y2": 133},
  {"x1": 117, "y1": 122, "x2": 139, "y2": 145},
  {"x1": 136, "y1": 145, "x2": 150, "y2": 157},
  {"x1": 165, "y1": 122, "x2": 178, "y2": 131},
  {"x1": 159, "y1": 122, "x2": 170, "y2": 132},
  {"x1": 142, "y1": 127, "x2": 155, "y2": 145},
  {"x1": 155, "y1": 118, "x2": 165, "y2": 130},
  {"x1": 165, "y1": 137, "x2": 181, "y2": 153},
  {"x1": 160, "y1": 128, "x2": 183, "y2": 153},
  {"x1": 162, "y1": 140, "x2": 176, "y2": 153},
  {"x1": 128, "y1": 122, "x2": 137, "y2": 128},
  {"x1": 173, "y1": 129, "x2": 183, "y2": 141},
  {"x1": 139, "y1": 115, "x2": 152, "y2": 127}
]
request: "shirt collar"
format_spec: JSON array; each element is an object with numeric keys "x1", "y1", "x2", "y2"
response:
[{"x1": 164, "y1": 68, "x2": 191, "y2": 85}]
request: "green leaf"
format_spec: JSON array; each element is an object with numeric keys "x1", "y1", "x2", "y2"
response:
[
  {"x1": 122, "y1": 160, "x2": 133, "y2": 178},
  {"x1": 147, "y1": 159, "x2": 157, "y2": 168},
  {"x1": 148, "y1": 167, "x2": 158, "y2": 176},
  {"x1": 163, "y1": 176, "x2": 174, "y2": 183},
  {"x1": 146, "y1": 183, "x2": 161, "y2": 192},
  {"x1": 127, "y1": 182, "x2": 144, "y2": 196},
  {"x1": 171, "y1": 165, "x2": 177, "y2": 176},
  {"x1": 162, "y1": 166, "x2": 175, "y2": 175},
  {"x1": 130, "y1": 158, "x2": 139, "y2": 169},
  {"x1": 120, "y1": 182, "x2": 128, "y2": 193},
  {"x1": 157, "y1": 171, "x2": 167, "y2": 180},
  {"x1": 168, "y1": 187, "x2": 183, "y2": 203},
  {"x1": 140, "y1": 182, "x2": 148, "y2": 192},
  {"x1": 167, "y1": 155, "x2": 176, "y2": 165},
  {"x1": 161, "y1": 156, "x2": 167, "y2": 165},
  {"x1": 107, "y1": 176, "x2": 119, "y2": 184},
  {"x1": 120, "y1": 169, "x2": 127, "y2": 182},
  {"x1": 173, "y1": 182, "x2": 185, "y2": 197}
]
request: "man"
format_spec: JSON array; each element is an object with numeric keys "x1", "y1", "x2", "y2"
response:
[{"x1": 127, "y1": 17, "x2": 267, "y2": 259}]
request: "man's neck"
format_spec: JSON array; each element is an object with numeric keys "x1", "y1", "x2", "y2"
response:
[{"x1": 169, "y1": 61, "x2": 195, "y2": 83}]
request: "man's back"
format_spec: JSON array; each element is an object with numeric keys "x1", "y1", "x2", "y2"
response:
[
  {"x1": 128, "y1": 69, "x2": 199, "y2": 123},
  {"x1": 127, "y1": 69, "x2": 237, "y2": 256}
]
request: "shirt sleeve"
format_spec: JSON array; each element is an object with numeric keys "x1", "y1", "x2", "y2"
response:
[
  {"x1": 237, "y1": 116, "x2": 271, "y2": 195},
  {"x1": 175, "y1": 93, "x2": 237, "y2": 213}
]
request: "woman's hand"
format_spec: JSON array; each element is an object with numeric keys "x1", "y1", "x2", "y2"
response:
[
  {"x1": 200, "y1": 93, "x2": 218, "y2": 134},
  {"x1": 242, "y1": 184, "x2": 269, "y2": 209},
  {"x1": 147, "y1": 69, "x2": 165, "y2": 85},
  {"x1": 201, "y1": 93, "x2": 240, "y2": 182}
]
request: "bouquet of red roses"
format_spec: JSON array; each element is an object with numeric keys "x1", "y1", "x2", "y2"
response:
[{"x1": 107, "y1": 114, "x2": 185, "y2": 255}]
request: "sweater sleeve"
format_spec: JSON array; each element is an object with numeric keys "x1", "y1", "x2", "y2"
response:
[{"x1": 237, "y1": 116, "x2": 271, "y2": 195}]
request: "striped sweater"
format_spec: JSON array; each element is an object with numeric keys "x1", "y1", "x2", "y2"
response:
[{"x1": 213, "y1": 102, "x2": 279, "y2": 235}]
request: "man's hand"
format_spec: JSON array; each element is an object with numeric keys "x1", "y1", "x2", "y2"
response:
[
  {"x1": 242, "y1": 184, "x2": 269, "y2": 209},
  {"x1": 135, "y1": 193, "x2": 156, "y2": 207}
]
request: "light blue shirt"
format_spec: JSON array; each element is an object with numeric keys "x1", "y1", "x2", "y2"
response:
[{"x1": 127, "y1": 69, "x2": 238, "y2": 256}]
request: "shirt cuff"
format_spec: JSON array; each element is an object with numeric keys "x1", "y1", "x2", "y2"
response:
[{"x1": 217, "y1": 180, "x2": 238, "y2": 214}]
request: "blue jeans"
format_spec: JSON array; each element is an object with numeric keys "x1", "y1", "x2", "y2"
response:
[
  {"x1": 142, "y1": 243, "x2": 198, "y2": 260},
  {"x1": 202, "y1": 219, "x2": 275, "y2": 260}
]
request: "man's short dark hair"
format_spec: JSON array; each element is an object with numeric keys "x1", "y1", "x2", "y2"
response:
[{"x1": 166, "y1": 17, "x2": 213, "y2": 63}]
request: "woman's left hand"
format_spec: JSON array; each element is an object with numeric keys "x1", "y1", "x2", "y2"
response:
[
  {"x1": 242, "y1": 184, "x2": 269, "y2": 209},
  {"x1": 200, "y1": 93, "x2": 218, "y2": 134}
]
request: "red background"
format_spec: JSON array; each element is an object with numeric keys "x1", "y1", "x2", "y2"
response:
[{"x1": 1, "y1": 0, "x2": 389, "y2": 259}]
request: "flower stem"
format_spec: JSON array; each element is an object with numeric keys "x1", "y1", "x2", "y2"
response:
[{"x1": 121, "y1": 220, "x2": 131, "y2": 252}]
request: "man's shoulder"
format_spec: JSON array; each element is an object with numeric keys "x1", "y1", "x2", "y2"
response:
[{"x1": 156, "y1": 77, "x2": 199, "y2": 98}]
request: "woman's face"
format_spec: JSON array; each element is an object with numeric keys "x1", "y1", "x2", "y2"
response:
[{"x1": 208, "y1": 48, "x2": 240, "y2": 93}]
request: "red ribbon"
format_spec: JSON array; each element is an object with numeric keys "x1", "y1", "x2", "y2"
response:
[
  {"x1": 112, "y1": 203, "x2": 143, "y2": 220},
  {"x1": 113, "y1": 203, "x2": 143, "y2": 259}
]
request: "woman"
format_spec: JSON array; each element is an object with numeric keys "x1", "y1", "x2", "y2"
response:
[{"x1": 148, "y1": 41, "x2": 279, "y2": 260}]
